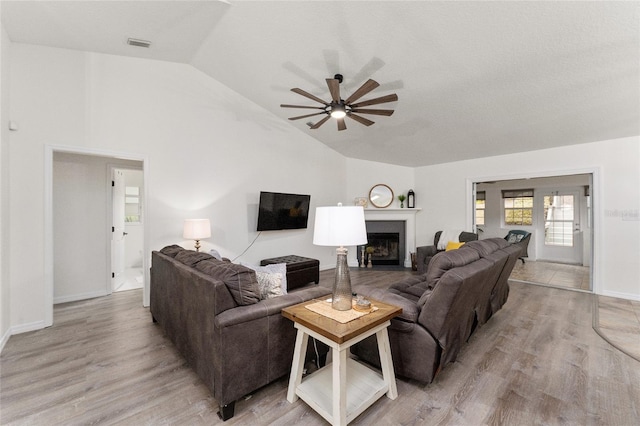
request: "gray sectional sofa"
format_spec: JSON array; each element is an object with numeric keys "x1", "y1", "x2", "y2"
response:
[
  {"x1": 351, "y1": 238, "x2": 521, "y2": 384},
  {"x1": 150, "y1": 245, "x2": 331, "y2": 420}
]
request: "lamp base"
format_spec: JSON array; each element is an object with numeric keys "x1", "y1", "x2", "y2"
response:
[
  {"x1": 332, "y1": 247, "x2": 352, "y2": 311},
  {"x1": 194, "y1": 240, "x2": 201, "y2": 252}
]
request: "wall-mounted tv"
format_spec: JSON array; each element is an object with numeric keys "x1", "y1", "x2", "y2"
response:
[{"x1": 257, "y1": 191, "x2": 311, "y2": 231}]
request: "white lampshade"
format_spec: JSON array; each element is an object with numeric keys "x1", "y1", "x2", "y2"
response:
[
  {"x1": 313, "y1": 205, "x2": 367, "y2": 247},
  {"x1": 183, "y1": 219, "x2": 211, "y2": 240}
]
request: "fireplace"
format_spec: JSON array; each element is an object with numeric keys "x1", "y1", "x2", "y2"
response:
[{"x1": 358, "y1": 221, "x2": 406, "y2": 267}]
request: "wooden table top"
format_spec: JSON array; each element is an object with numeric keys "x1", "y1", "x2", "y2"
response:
[{"x1": 282, "y1": 298, "x2": 402, "y2": 344}]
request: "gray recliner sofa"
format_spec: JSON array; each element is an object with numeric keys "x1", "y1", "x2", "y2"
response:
[
  {"x1": 150, "y1": 245, "x2": 331, "y2": 420},
  {"x1": 351, "y1": 238, "x2": 521, "y2": 384}
]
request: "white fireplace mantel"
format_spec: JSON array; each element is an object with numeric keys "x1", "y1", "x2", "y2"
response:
[{"x1": 351, "y1": 208, "x2": 422, "y2": 268}]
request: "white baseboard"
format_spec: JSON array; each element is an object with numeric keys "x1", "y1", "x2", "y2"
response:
[
  {"x1": 54, "y1": 290, "x2": 108, "y2": 305},
  {"x1": 0, "y1": 326, "x2": 10, "y2": 353},
  {"x1": 600, "y1": 289, "x2": 640, "y2": 302},
  {"x1": 10, "y1": 319, "x2": 46, "y2": 335}
]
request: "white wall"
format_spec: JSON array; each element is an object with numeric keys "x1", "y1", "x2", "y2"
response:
[
  {"x1": 345, "y1": 158, "x2": 415, "y2": 209},
  {"x1": 415, "y1": 137, "x2": 640, "y2": 300},
  {"x1": 8, "y1": 44, "x2": 347, "y2": 332},
  {"x1": 0, "y1": 20, "x2": 11, "y2": 350}
]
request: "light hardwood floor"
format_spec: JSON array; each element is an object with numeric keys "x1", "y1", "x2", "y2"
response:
[
  {"x1": 1, "y1": 269, "x2": 639, "y2": 425},
  {"x1": 508, "y1": 260, "x2": 640, "y2": 362},
  {"x1": 510, "y1": 260, "x2": 591, "y2": 291}
]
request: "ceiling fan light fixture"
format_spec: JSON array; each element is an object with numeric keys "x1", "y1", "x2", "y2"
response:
[
  {"x1": 330, "y1": 103, "x2": 346, "y2": 119},
  {"x1": 282, "y1": 74, "x2": 397, "y2": 131}
]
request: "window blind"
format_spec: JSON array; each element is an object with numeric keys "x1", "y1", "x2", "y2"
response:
[{"x1": 502, "y1": 189, "x2": 533, "y2": 198}]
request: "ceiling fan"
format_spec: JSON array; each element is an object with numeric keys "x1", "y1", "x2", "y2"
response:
[{"x1": 280, "y1": 74, "x2": 398, "y2": 131}]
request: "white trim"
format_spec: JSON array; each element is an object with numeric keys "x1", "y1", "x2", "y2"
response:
[
  {"x1": 363, "y1": 208, "x2": 422, "y2": 213},
  {"x1": 600, "y1": 289, "x2": 640, "y2": 302},
  {"x1": 466, "y1": 167, "x2": 600, "y2": 295},
  {"x1": 53, "y1": 291, "x2": 109, "y2": 305},
  {"x1": 0, "y1": 326, "x2": 10, "y2": 353},
  {"x1": 44, "y1": 147, "x2": 54, "y2": 327},
  {"x1": 10, "y1": 320, "x2": 47, "y2": 335},
  {"x1": 54, "y1": 290, "x2": 109, "y2": 305},
  {"x1": 44, "y1": 144, "x2": 150, "y2": 329}
]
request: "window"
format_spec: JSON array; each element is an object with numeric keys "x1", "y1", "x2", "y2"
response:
[
  {"x1": 503, "y1": 189, "x2": 533, "y2": 226},
  {"x1": 543, "y1": 194, "x2": 574, "y2": 247},
  {"x1": 475, "y1": 191, "x2": 485, "y2": 226}
]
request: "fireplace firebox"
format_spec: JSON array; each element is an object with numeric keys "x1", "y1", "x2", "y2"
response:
[{"x1": 358, "y1": 221, "x2": 406, "y2": 267}]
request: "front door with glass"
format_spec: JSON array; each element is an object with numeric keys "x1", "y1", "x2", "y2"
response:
[{"x1": 537, "y1": 190, "x2": 582, "y2": 264}]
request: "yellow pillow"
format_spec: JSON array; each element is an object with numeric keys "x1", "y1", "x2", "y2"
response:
[{"x1": 445, "y1": 241, "x2": 465, "y2": 251}]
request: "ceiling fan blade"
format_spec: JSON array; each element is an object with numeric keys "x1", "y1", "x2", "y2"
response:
[
  {"x1": 326, "y1": 78, "x2": 341, "y2": 103},
  {"x1": 291, "y1": 88, "x2": 329, "y2": 105},
  {"x1": 310, "y1": 115, "x2": 331, "y2": 129},
  {"x1": 350, "y1": 108, "x2": 394, "y2": 116},
  {"x1": 344, "y1": 79, "x2": 380, "y2": 104},
  {"x1": 280, "y1": 104, "x2": 326, "y2": 110},
  {"x1": 350, "y1": 93, "x2": 398, "y2": 108},
  {"x1": 337, "y1": 117, "x2": 347, "y2": 131},
  {"x1": 347, "y1": 113, "x2": 375, "y2": 127},
  {"x1": 288, "y1": 112, "x2": 327, "y2": 121}
]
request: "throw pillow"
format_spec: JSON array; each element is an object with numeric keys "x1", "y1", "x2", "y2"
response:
[
  {"x1": 445, "y1": 241, "x2": 465, "y2": 251},
  {"x1": 209, "y1": 249, "x2": 222, "y2": 260},
  {"x1": 241, "y1": 262, "x2": 288, "y2": 294},
  {"x1": 256, "y1": 271, "x2": 284, "y2": 299}
]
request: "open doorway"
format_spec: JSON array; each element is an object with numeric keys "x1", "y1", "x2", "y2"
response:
[
  {"x1": 111, "y1": 167, "x2": 144, "y2": 292},
  {"x1": 474, "y1": 173, "x2": 593, "y2": 292},
  {"x1": 49, "y1": 149, "x2": 145, "y2": 313}
]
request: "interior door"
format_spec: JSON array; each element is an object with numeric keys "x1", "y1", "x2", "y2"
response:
[
  {"x1": 537, "y1": 189, "x2": 582, "y2": 264},
  {"x1": 112, "y1": 169, "x2": 126, "y2": 291}
]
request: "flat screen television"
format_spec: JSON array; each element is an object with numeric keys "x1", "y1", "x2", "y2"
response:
[{"x1": 257, "y1": 191, "x2": 311, "y2": 231}]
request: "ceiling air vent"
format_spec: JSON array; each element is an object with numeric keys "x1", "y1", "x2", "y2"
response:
[{"x1": 127, "y1": 38, "x2": 151, "y2": 48}]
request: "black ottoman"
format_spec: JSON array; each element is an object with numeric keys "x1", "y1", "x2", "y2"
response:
[{"x1": 260, "y1": 255, "x2": 320, "y2": 291}]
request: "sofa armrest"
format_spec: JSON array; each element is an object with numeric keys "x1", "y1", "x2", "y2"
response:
[
  {"x1": 353, "y1": 287, "x2": 419, "y2": 323},
  {"x1": 416, "y1": 245, "x2": 439, "y2": 274}
]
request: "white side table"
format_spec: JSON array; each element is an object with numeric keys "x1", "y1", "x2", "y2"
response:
[{"x1": 282, "y1": 299, "x2": 402, "y2": 426}]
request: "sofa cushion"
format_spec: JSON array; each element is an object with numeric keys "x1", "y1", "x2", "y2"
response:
[
  {"x1": 389, "y1": 276, "x2": 428, "y2": 303},
  {"x1": 425, "y1": 249, "x2": 481, "y2": 290},
  {"x1": 461, "y1": 238, "x2": 508, "y2": 257},
  {"x1": 175, "y1": 250, "x2": 215, "y2": 267},
  {"x1": 160, "y1": 244, "x2": 185, "y2": 258},
  {"x1": 194, "y1": 260, "x2": 261, "y2": 306}
]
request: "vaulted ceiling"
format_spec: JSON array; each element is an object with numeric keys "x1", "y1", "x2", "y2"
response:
[{"x1": 2, "y1": 1, "x2": 638, "y2": 167}]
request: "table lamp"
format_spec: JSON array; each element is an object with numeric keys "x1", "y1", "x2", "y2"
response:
[
  {"x1": 313, "y1": 204, "x2": 367, "y2": 310},
  {"x1": 183, "y1": 219, "x2": 211, "y2": 252}
]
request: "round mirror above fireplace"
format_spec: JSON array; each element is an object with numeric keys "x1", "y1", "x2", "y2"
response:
[{"x1": 369, "y1": 184, "x2": 394, "y2": 208}]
